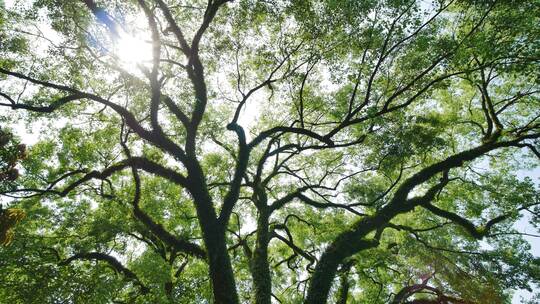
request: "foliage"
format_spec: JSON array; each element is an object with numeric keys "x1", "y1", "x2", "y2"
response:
[{"x1": 0, "y1": 0, "x2": 539, "y2": 303}]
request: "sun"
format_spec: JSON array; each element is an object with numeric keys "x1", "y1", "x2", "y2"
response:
[{"x1": 114, "y1": 32, "x2": 153, "y2": 69}]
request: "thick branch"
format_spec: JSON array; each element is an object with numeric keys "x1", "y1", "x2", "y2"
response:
[
  {"x1": 59, "y1": 252, "x2": 149, "y2": 294},
  {"x1": 218, "y1": 123, "x2": 250, "y2": 225},
  {"x1": 53, "y1": 157, "x2": 188, "y2": 197},
  {"x1": 130, "y1": 166, "x2": 206, "y2": 259},
  {"x1": 0, "y1": 68, "x2": 188, "y2": 162},
  {"x1": 422, "y1": 203, "x2": 513, "y2": 240}
]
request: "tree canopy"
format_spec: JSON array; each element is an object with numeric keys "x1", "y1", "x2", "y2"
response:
[{"x1": 0, "y1": 0, "x2": 539, "y2": 303}]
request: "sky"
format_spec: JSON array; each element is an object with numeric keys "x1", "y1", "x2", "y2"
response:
[{"x1": 511, "y1": 168, "x2": 540, "y2": 303}]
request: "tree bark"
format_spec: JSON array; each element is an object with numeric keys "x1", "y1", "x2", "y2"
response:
[
  {"x1": 204, "y1": 226, "x2": 238, "y2": 304},
  {"x1": 251, "y1": 211, "x2": 272, "y2": 304},
  {"x1": 306, "y1": 206, "x2": 406, "y2": 304},
  {"x1": 187, "y1": 161, "x2": 239, "y2": 304}
]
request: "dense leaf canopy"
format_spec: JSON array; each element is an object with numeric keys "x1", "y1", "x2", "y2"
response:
[{"x1": 0, "y1": 0, "x2": 539, "y2": 303}]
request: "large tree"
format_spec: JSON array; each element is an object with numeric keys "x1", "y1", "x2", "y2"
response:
[{"x1": 0, "y1": 0, "x2": 539, "y2": 303}]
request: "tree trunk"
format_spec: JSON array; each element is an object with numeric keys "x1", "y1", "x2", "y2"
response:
[
  {"x1": 304, "y1": 214, "x2": 392, "y2": 303},
  {"x1": 204, "y1": 225, "x2": 239, "y2": 304},
  {"x1": 251, "y1": 211, "x2": 272, "y2": 304},
  {"x1": 305, "y1": 244, "x2": 347, "y2": 304},
  {"x1": 187, "y1": 162, "x2": 239, "y2": 304}
]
